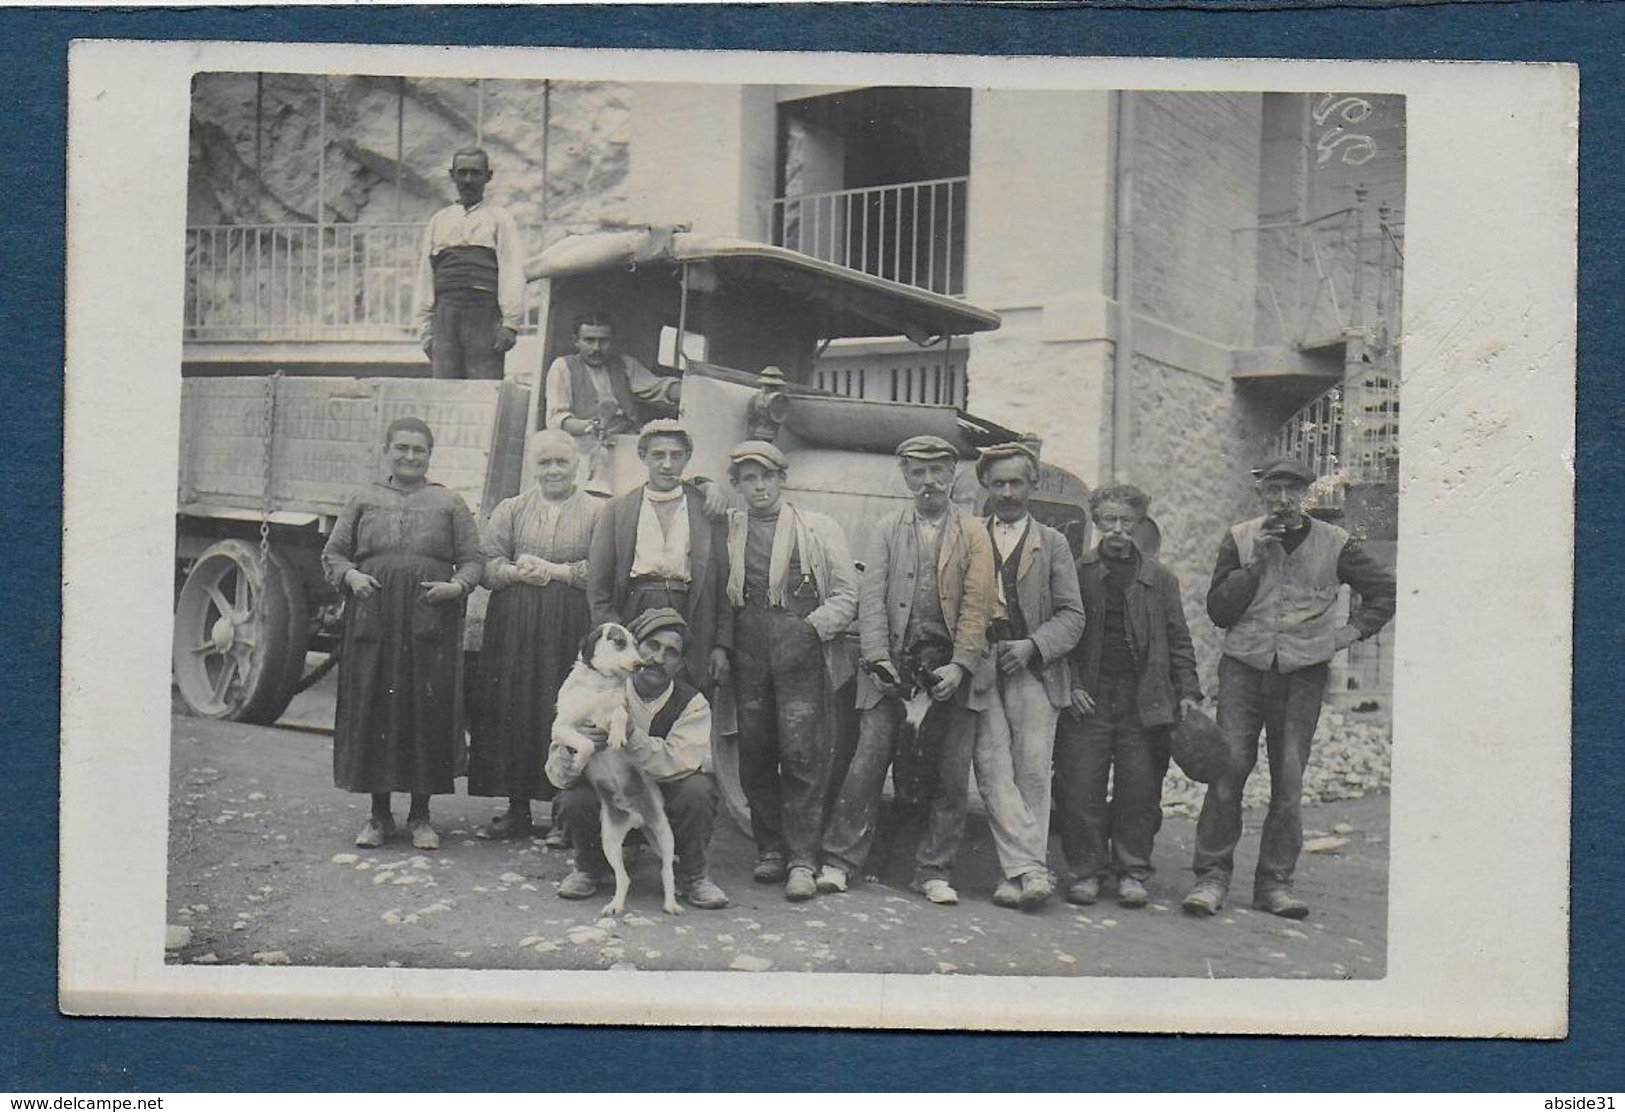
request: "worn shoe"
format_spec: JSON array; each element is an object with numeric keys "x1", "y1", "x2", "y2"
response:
[
  {"x1": 1018, "y1": 871, "x2": 1054, "y2": 909},
  {"x1": 814, "y1": 865, "x2": 849, "y2": 894},
  {"x1": 354, "y1": 817, "x2": 395, "y2": 849},
  {"x1": 1253, "y1": 889, "x2": 1310, "y2": 920},
  {"x1": 753, "y1": 854, "x2": 788, "y2": 884},
  {"x1": 557, "y1": 870, "x2": 601, "y2": 900},
  {"x1": 408, "y1": 819, "x2": 440, "y2": 851},
  {"x1": 911, "y1": 878, "x2": 959, "y2": 905},
  {"x1": 992, "y1": 879, "x2": 1022, "y2": 908},
  {"x1": 541, "y1": 826, "x2": 569, "y2": 849},
  {"x1": 683, "y1": 877, "x2": 731, "y2": 910},
  {"x1": 1065, "y1": 876, "x2": 1101, "y2": 906},
  {"x1": 1117, "y1": 876, "x2": 1149, "y2": 909},
  {"x1": 1182, "y1": 880, "x2": 1227, "y2": 917},
  {"x1": 474, "y1": 812, "x2": 533, "y2": 840},
  {"x1": 785, "y1": 866, "x2": 817, "y2": 902}
]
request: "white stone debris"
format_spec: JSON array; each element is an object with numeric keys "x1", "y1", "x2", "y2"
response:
[
  {"x1": 567, "y1": 926, "x2": 609, "y2": 945},
  {"x1": 533, "y1": 941, "x2": 559, "y2": 954},
  {"x1": 382, "y1": 909, "x2": 403, "y2": 924},
  {"x1": 1305, "y1": 836, "x2": 1349, "y2": 854},
  {"x1": 499, "y1": 872, "x2": 528, "y2": 885},
  {"x1": 1332, "y1": 822, "x2": 1355, "y2": 835},
  {"x1": 936, "y1": 962, "x2": 959, "y2": 974},
  {"x1": 331, "y1": 853, "x2": 359, "y2": 865},
  {"x1": 729, "y1": 954, "x2": 773, "y2": 972},
  {"x1": 246, "y1": 791, "x2": 267, "y2": 801},
  {"x1": 164, "y1": 926, "x2": 191, "y2": 950},
  {"x1": 251, "y1": 950, "x2": 291, "y2": 965},
  {"x1": 609, "y1": 962, "x2": 638, "y2": 972},
  {"x1": 192, "y1": 953, "x2": 219, "y2": 965}
]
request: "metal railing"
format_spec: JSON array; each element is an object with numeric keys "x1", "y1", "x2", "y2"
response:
[
  {"x1": 1268, "y1": 371, "x2": 1400, "y2": 508},
  {"x1": 769, "y1": 177, "x2": 968, "y2": 297},
  {"x1": 184, "y1": 221, "x2": 561, "y2": 341}
]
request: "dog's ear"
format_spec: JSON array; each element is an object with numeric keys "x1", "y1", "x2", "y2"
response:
[{"x1": 578, "y1": 624, "x2": 605, "y2": 663}]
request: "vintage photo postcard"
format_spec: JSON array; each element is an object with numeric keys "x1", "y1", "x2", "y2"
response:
[{"x1": 61, "y1": 40, "x2": 1574, "y2": 1034}]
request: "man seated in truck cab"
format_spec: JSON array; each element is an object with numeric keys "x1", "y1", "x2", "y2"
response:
[
  {"x1": 546, "y1": 312, "x2": 680, "y2": 432},
  {"x1": 546, "y1": 311, "x2": 682, "y2": 493}
]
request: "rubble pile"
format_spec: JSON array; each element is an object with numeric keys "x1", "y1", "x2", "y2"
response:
[{"x1": 1161, "y1": 710, "x2": 1391, "y2": 817}]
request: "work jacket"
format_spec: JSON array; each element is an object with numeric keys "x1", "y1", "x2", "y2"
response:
[
  {"x1": 856, "y1": 504, "x2": 995, "y2": 712},
  {"x1": 971, "y1": 515, "x2": 1086, "y2": 709},
  {"x1": 1071, "y1": 548, "x2": 1201, "y2": 728}
]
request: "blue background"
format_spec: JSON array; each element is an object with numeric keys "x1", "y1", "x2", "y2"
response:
[{"x1": 6, "y1": 2, "x2": 1616, "y2": 1092}]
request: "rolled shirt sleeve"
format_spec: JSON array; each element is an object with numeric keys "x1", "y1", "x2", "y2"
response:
[{"x1": 625, "y1": 690, "x2": 713, "y2": 781}]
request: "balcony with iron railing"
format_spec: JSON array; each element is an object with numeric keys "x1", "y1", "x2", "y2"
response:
[
  {"x1": 183, "y1": 221, "x2": 571, "y2": 343},
  {"x1": 768, "y1": 177, "x2": 968, "y2": 298}
]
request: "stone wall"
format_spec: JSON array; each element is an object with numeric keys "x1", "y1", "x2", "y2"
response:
[{"x1": 187, "y1": 74, "x2": 632, "y2": 238}]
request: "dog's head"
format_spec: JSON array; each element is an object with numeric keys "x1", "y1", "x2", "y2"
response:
[
  {"x1": 578, "y1": 622, "x2": 645, "y2": 679},
  {"x1": 889, "y1": 633, "x2": 955, "y2": 698}
]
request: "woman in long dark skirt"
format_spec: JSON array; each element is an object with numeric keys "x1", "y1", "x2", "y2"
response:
[
  {"x1": 321, "y1": 416, "x2": 483, "y2": 850},
  {"x1": 469, "y1": 428, "x2": 602, "y2": 840}
]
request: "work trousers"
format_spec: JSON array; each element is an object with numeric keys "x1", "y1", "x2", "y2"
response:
[
  {"x1": 429, "y1": 292, "x2": 506, "y2": 381},
  {"x1": 733, "y1": 605, "x2": 832, "y2": 872},
  {"x1": 972, "y1": 667, "x2": 1060, "y2": 880},
  {"x1": 1192, "y1": 655, "x2": 1329, "y2": 895},
  {"x1": 1054, "y1": 670, "x2": 1169, "y2": 881},
  {"x1": 555, "y1": 772, "x2": 718, "y2": 886},
  {"x1": 821, "y1": 697, "x2": 976, "y2": 885}
]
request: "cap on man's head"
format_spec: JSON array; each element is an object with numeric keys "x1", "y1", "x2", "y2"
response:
[
  {"x1": 627, "y1": 607, "x2": 688, "y2": 643},
  {"x1": 637, "y1": 419, "x2": 693, "y2": 452},
  {"x1": 895, "y1": 435, "x2": 960, "y2": 462},
  {"x1": 729, "y1": 440, "x2": 789, "y2": 472},
  {"x1": 975, "y1": 440, "x2": 1038, "y2": 479},
  {"x1": 1252, "y1": 456, "x2": 1315, "y2": 485}
]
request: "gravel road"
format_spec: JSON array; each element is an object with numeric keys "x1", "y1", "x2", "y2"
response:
[{"x1": 166, "y1": 714, "x2": 1389, "y2": 980}]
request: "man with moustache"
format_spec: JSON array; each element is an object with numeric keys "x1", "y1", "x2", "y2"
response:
[
  {"x1": 545, "y1": 608, "x2": 729, "y2": 910},
  {"x1": 722, "y1": 440, "x2": 858, "y2": 902},
  {"x1": 1055, "y1": 484, "x2": 1201, "y2": 909},
  {"x1": 970, "y1": 442, "x2": 1085, "y2": 910},
  {"x1": 1184, "y1": 458, "x2": 1395, "y2": 919},
  {"x1": 414, "y1": 148, "x2": 526, "y2": 381},
  {"x1": 586, "y1": 420, "x2": 733, "y2": 700},
  {"x1": 817, "y1": 435, "x2": 996, "y2": 906},
  {"x1": 545, "y1": 311, "x2": 682, "y2": 490}
]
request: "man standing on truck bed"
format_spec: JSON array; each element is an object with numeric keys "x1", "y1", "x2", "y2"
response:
[
  {"x1": 414, "y1": 148, "x2": 525, "y2": 381},
  {"x1": 545, "y1": 311, "x2": 682, "y2": 492}
]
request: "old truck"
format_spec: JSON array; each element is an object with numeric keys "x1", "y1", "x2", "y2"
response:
[{"x1": 172, "y1": 228, "x2": 1095, "y2": 821}]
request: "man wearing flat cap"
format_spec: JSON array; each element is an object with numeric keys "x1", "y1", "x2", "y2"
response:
[
  {"x1": 818, "y1": 434, "x2": 996, "y2": 906},
  {"x1": 586, "y1": 420, "x2": 733, "y2": 695},
  {"x1": 545, "y1": 608, "x2": 730, "y2": 910},
  {"x1": 722, "y1": 440, "x2": 859, "y2": 901},
  {"x1": 970, "y1": 442, "x2": 1085, "y2": 910},
  {"x1": 1184, "y1": 457, "x2": 1395, "y2": 920}
]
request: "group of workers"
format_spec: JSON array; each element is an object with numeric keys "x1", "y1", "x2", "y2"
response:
[{"x1": 334, "y1": 146, "x2": 1397, "y2": 921}]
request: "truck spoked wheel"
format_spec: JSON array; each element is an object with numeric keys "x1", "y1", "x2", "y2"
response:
[{"x1": 172, "y1": 539, "x2": 307, "y2": 724}]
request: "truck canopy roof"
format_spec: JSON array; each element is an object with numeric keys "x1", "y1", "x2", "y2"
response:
[{"x1": 525, "y1": 228, "x2": 1000, "y2": 345}]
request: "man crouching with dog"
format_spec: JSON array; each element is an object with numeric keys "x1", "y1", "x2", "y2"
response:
[{"x1": 545, "y1": 608, "x2": 731, "y2": 910}]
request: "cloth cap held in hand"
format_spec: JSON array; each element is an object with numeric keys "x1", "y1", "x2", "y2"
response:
[
  {"x1": 1251, "y1": 456, "x2": 1315, "y2": 485},
  {"x1": 895, "y1": 434, "x2": 959, "y2": 462},
  {"x1": 1169, "y1": 705, "x2": 1229, "y2": 784},
  {"x1": 728, "y1": 439, "x2": 789, "y2": 472},
  {"x1": 628, "y1": 607, "x2": 689, "y2": 644}
]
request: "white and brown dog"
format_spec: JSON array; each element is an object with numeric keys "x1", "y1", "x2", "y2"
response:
[{"x1": 551, "y1": 622, "x2": 681, "y2": 918}]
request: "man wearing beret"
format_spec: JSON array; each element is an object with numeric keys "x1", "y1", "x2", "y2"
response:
[
  {"x1": 723, "y1": 440, "x2": 859, "y2": 901},
  {"x1": 818, "y1": 435, "x2": 996, "y2": 906},
  {"x1": 1185, "y1": 457, "x2": 1395, "y2": 919},
  {"x1": 587, "y1": 420, "x2": 733, "y2": 695},
  {"x1": 545, "y1": 608, "x2": 730, "y2": 910},
  {"x1": 970, "y1": 442, "x2": 1086, "y2": 910}
]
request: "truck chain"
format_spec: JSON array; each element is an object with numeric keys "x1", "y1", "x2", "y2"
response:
[{"x1": 259, "y1": 371, "x2": 283, "y2": 570}]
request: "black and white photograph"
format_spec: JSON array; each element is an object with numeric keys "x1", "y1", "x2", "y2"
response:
[{"x1": 61, "y1": 42, "x2": 1573, "y2": 1033}]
